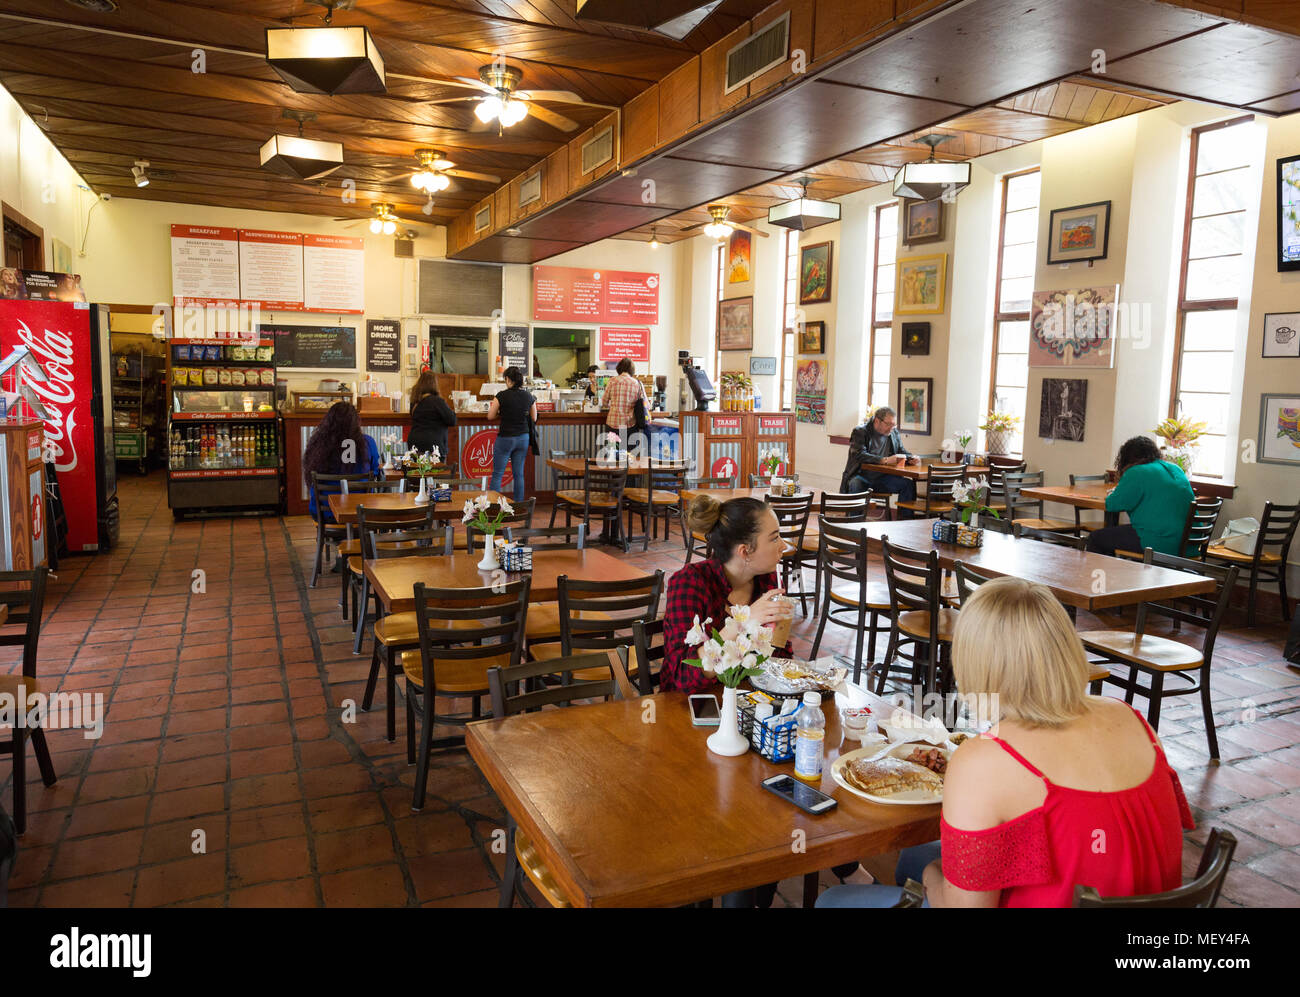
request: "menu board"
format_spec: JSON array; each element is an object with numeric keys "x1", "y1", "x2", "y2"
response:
[
  {"x1": 239, "y1": 230, "x2": 303, "y2": 310},
  {"x1": 263, "y1": 323, "x2": 357, "y2": 369},
  {"x1": 499, "y1": 324, "x2": 529, "y2": 371},
  {"x1": 366, "y1": 319, "x2": 400, "y2": 373},
  {"x1": 532, "y1": 266, "x2": 659, "y2": 324},
  {"x1": 598, "y1": 327, "x2": 650, "y2": 362},
  {"x1": 171, "y1": 225, "x2": 240, "y2": 308},
  {"x1": 304, "y1": 234, "x2": 365, "y2": 314}
]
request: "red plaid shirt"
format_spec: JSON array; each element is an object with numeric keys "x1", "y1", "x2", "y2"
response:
[
  {"x1": 600, "y1": 373, "x2": 647, "y2": 429},
  {"x1": 660, "y1": 559, "x2": 792, "y2": 694}
]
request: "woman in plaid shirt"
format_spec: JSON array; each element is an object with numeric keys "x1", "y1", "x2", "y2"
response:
[{"x1": 661, "y1": 495, "x2": 795, "y2": 693}]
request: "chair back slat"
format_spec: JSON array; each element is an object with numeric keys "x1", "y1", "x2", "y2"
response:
[
  {"x1": 986, "y1": 461, "x2": 1026, "y2": 501},
  {"x1": 503, "y1": 525, "x2": 586, "y2": 550},
  {"x1": 819, "y1": 492, "x2": 871, "y2": 523},
  {"x1": 557, "y1": 572, "x2": 664, "y2": 654},
  {"x1": 1013, "y1": 521, "x2": 1088, "y2": 550},
  {"x1": 1070, "y1": 473, "x2": 1108, "y2": 485},
  {"x1": 687, "y1": 475, "x2": 737, "y2": 489},
  {"x1": 1179, "y1": 496, "x2": 1223, "y2": 557},
  {"x1": 341, "y1": 478, "x2": 403, "y2": 494},
  {"x1": 488, "y1": 647, "x2": 635, "y2": 717},
  {"x1": 1258, "y1": 501, "x2": 1300, "y2": 558},
  {"x1": 880, "y1": 536, "x2": 940, "y2": 616},
  {"x1": 1136, "y1": 550, "x2": 1238, "y2": 660}
]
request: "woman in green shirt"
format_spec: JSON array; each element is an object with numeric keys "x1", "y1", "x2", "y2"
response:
[{"x1": 1086, "y1": 436, "x2": 1194, "y2": 557}]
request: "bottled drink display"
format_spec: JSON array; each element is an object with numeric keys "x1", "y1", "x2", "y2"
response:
[{"x1": 169, "y1": 422, "x2": 277, "y2": 470}]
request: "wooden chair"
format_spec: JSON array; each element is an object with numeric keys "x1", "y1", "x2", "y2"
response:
[
  {"x1": 553, "y1": 459, "x2": 630, "y2": 553},
  {"x1": 348, "y1": 503, "x2": 440, "y2": 654},
  {"x1": 877, "y1": 537, "x2": 956, "y2": 697},
  {"x1": 1069, "y1": 472, "x2": 1109, "y2": 532},
  {"x1": 1073, "y1": 829, "x2": 1236, "y2": 908},
  {"x1": 1003, "y1": 470, "x2": 1083, "y2": 534},
  {"x1": 766, "y1": 493, "x2": 815, "y2": 616},
  {"x1": 0, "y1": 568, "x2": 53, "y2": 835},
  {"x1": 810, "y1": 518, "x2": 891, "y2": 684},
  {"x1": 309, "y1": 471, "x2": 370, "y2": 589},
  {"x1": 503, "y1": 526, "x2": 612, "y2": 647},
  {"x1": 625, "y1": 458, "x2": 689, "y2": 551},
  {"x1": 488, "y1": 647, "x2": 636, "y2": 908},
  {"x1": 803, "y1": 493, "x2": 873, "y2": 611},
  {"x1": 749, "y1": 472, "x2": 800, "y2": 488},
  {"x1": 466, "y1": 497, "x2": 536, "y2": 556},
  {"x1": 0, "y1": 802, "x2": 14, "y2": 906},
  {"x1": 1204, "y1": 499, "x2": 1299, "y2": 626},
  {"x1": 630, "y1": 617, "x2": 667, "y2": 695},
  {"x1": 683, "y1": 474, "x2": 738, "y2": 563},
  {"x1": 1180, "y1": 496, "x2": 1224, "y2": 559},
  {"x1": 357, "y1": 513, "x2": 454, "y2": 742},
  {"x1": 984, "y1": 460, "x2": 1026, "y2": 514},
  {"x1": 896, "y1": 465, "x2": 966, "y2": 519},
  {"x1": 547, "y1": 449, "x2": 589, "y2": 526},
  {"x1": 405, "y1": 578, "x2": 531, "y2": 811},
  {"x1": 1078, "y1": 550, "x2": 1238, "y2": 761}
]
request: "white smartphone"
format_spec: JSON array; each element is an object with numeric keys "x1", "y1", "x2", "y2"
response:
[{"x1": 688, "y1": 694, "x2": 721, "y2": 726}]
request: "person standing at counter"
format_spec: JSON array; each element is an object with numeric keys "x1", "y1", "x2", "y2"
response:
[
  {"x1": 302, "y1": 401, "x2": 383, "y2": 521},
  {"x1": 406, "y1": 371, "x2": 456, "y2": 466},
  {"x1": 583, "y1": 364, "x2": 600, "y2": 402},
  {"x1": 488, "y1": 366, "x2": 536, "y2": 503},
  {"x1": 1086, "y1": 436, "x2": 1194, "y2": 557},
  {"x1": 601, "y1": 357, "x2": 649, "y2": 456}
]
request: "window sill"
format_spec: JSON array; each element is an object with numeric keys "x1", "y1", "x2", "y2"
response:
[{"x1": 1191, "y1": 477, "x2": 1235, "y2": 499}]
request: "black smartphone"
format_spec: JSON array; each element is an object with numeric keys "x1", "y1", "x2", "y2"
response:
[{"x1": 761, "y1": 774, "x2": 838, "y2": 815}]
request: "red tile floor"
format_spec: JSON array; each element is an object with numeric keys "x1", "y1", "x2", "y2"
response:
[{"x1": 2, "y1": 470, "x2": 1298, "y2": 907}]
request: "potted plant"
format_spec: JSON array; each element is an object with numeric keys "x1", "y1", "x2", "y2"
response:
[
  {"x1": 757, "y1": 447, "x2": 784, "y2": 481},
  {"x1": 950, "y1": 476, "x2": 1000, "y2": 528},
  {"x1": 404, "y1": 447, "x2": 441, "y2": 504},
  {"x1": 461, "y1": 493, "x2": 515, "y2": 569},
  {"x1": 684, "y1": 605, "x2": 774, "y2": 757},
  {"x1": 1152, "y1": 416, "x2": 1208, "y2": 476},
  {"x1": 979, "y1": 411, "x2": 1020, "y2": 455}
]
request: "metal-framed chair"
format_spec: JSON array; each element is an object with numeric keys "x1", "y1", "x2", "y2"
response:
[
  {"x1": 877, "y1": 537, "x2": 955, "y2": 697},
  {"x1": 1003, "y1": 470, "x2": 1083, "y2": 534},
  {"x1": 802, "y1": 493, "x2": 873, "y2": 613},
  {"x1": 1069, "y1": 472, "x2": 1109, "y2": 532},
  {"x1": 766, "y1": 493, "x2": 815, "y2": 616},
  {"x1": 809, "y1": 518, "x2": 890, "y2": 683},
  {"x1": 553, "y1": 459, "x2": 630, "y2": 553},
  {"x1": 0, "y1": 568, "x2": 53, "y2": 835},
  {"x1": 1073, "y1": 829, "x2": 1236, "y2": 908},
  {"x1": 347, "y1": 503, "x2": 441, "y2": 654},
  {"x1": 547, "y1": 449, "x2": 588, "y2": 527},
  {"x1": 625, "y1": 458, "x2": 689, "y2": 551},
  {"x1": 896, "y1": 465, "x2": 966, "y2": 519},
  {"x1": 1204, "y1": 499, "x2": 1298, "y2": 626},
  {"x1": 309, "y1": 471, "x2": 371, "y2": 589}
]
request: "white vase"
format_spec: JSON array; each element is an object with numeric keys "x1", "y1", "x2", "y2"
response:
[
  {"x1": 707, "y1": 686, "x2": 749, "y2": 757},
  {"x1": 478, "y1": 531, "x2": 499, "y2": 570},
  {"x1": 414, "y1": 476, "x2": 429, "y2": 505},
  {"x1": 383, "y1": 450, "x2": 394, "y2": 471},
  {"x1": 970, "y1": 511, "x2": 981, "y2": 529}
]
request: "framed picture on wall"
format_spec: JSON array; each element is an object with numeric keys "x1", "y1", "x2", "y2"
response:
[
  {"x1": 798, "y1": 320, "x2": 824, "y2": 354},
  {"x1": 900, "y1": 322, "x2": 931, "y2": 356},
  {"x1": 903, "y1": 200, "x2": 944, "y2": 244},
  {"x1": 1278, "y1": 154, "x2": 1300, "y2": 272},
  {"x1": 798, "y1": 242, "x2": 833, "y2": 304},
  {"x1": 1038, "y1": 378, "x2": 1088, "y2": 442},
  {"x1": 896, "y1": 254, "x2": 946, "y2": 315},
  {"x1": 1046, "y1": 200, "x2": 1111, "y2": 265},
  {"x1": 1263, "y1": 311, "x2": 1300, "y2": 357},
  {"x1": 727, "y1": 230, "x2": 752, "y2": 284},
  {"x1": 897, "y1": 377, "x2": 933, "y2": 435},
  {"x1": 1258, "y1": 394, "x2": 1300, "y2": 466},
  {"x1": 717, "y1": 296, "x2": 754, "y2": 351}
]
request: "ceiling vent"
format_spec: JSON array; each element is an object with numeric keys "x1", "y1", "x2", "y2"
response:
[
  {"x1": 724, "y1": 12, "x2": 789, "y2": 94},
  {"x1": 474, "y1": 205, "x2": 492, "y2": 233},
  {"x1": 581, "y1": 126, "x2": 615, "y2": 175},
  {"x1": 393, "y1": 235, "x2": 414, "y2": 258},
  {"x1": 518, "y1": 172, "x2": 542, "y2": 208}
]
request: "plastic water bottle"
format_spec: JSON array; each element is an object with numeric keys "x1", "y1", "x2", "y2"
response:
[{"x1": 793, "y1": 691, "x2": 826, "y2": 783}]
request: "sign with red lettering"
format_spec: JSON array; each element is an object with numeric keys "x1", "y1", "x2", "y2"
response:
[
  {"x1": 533, "y1": 267, "x2": 659, "y2": 324},
  {"x1": 759, "y1": 416, "x2": 788, "y2": 430},
  {"x1": 460, "y1": 429, "x2": 511, "y2": 487},
  {"x1": 171, "y1": 224, "x2": 240, "y2": 308},
  {"x1": 238, "y1": 229, "x2": 304, "y2": 311},
  {"x1": 710, "y1": 455, "x2": 739, "y2": 481},
  {"x1": 712, "y1": 417, "x2": 742, "y2": 429},
  {"x1": 598, "y1": 327, "x2": 650, "y2": 362}
]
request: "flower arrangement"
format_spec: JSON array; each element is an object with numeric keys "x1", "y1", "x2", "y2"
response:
[
  {"x1": 956, "y1": 431, "x2": 973, "y2": 450},
  {"x1": 596, "y1": 431, "x2": 623, "y2": 462},
  {"x1": 461, "y1": 493, "x2": 514, "y2": 533},
  {"x1": 381, "y1": 433, "x2": 399, "y2": 467},
  {"x1": 403, "y1": 446, "x2": 440, "y2": 477},
  {"x1": 950, "y1": 476, "x2": 1001, "y2": 525},
  {"x1": 758, "y1": 447, "x2": 783, "y2": 477},
  {"x1": 1153, "y1": 416, "x2": 1207, "y2": 474},
  {"x1": 684, "y1": 604, "x2": 775, "y2": 689},
  {"x1": 979, "y1": 411, "x2": 1020, "y2": 433}
]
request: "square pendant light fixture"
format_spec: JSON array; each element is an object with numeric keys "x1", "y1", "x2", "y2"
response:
[
  {"x1": 259, "y1": 112, "x2": 343, "y2": 180},
  {"x1": 767, "y1": 177, "x2": 841, "y2": 231},
  {"x1": 265, "y1": 25, "x2": 385, "y2": 95},
  {"x1": 892, "y1": 134, "x2": 971, "y2": 202}
]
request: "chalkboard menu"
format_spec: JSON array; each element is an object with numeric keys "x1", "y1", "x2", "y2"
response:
[
  {"x1": 366, "y1": 319, "x2": 401, "y2": 373},
  {"x1": 261, "y1": 323, "x2": 357, "y2": 369}
]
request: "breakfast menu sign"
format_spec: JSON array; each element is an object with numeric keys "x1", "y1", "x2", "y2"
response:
[{"x1": 532, "y1": 266, "x2": 659, "y2": 324}]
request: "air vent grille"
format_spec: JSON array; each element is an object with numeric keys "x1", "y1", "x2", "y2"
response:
[
  {"x1": 724, "y1": 12, "x2": 789, "y2": 94},
  {"x1": 581, "y1": 127, "x2": 614, "y2": 175},
  {"x1": 474, "y1": 205, "x2": 491, "y2": 233},
  {"x1": 518, "y1": 172, "x2": 542, "y2": 207}
]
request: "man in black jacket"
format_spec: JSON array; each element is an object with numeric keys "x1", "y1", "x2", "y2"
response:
[{"x1": 840, "y1": 406, "x2": 919, "y2": 506}]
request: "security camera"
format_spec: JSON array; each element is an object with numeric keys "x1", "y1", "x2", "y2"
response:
[{"x1": 100, "y1": 193, "x2": 112, "y2": 201}]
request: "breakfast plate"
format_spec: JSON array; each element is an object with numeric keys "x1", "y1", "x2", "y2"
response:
[{"x1": 831, "y1": 741, "x2": 951, "y2": 805}]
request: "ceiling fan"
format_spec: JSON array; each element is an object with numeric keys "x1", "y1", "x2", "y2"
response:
[
  {"x1": 418, "y1": 64, "x2": 591, "y2": 133},
  {"x1": 334, "y1": 201, "x2": 425, "y2": 235},
  {"x1": 376, "y1": 148, "x2": 501, "y2": 194},
  {"x1": 680, "y1": 205, "x2": 770, "y2": 240}
]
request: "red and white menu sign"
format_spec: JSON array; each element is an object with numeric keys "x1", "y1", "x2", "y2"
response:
[
  {"x1": 598, "y1": 327, "x2": 650, "y2": 362},
  {"x1": 303, "y1": 234, "x2": 365, "y2": 314},
  {"x1": 170, "y1": 225, "x2": 240, "y2": 308},
  {"x1": 238, "y1": 229, "x2": 303, "y2": 310},
  {"x1": 533, "y1": 266, "x2": 659, "y2": 324}
]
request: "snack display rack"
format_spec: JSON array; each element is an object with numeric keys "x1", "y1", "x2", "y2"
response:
[{"x1": 165, "y1": 335, "x2": 282, "y2": 517}]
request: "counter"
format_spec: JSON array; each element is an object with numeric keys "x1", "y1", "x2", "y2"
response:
[{"x1": 282, "y1": 409, "x2": 675, "y2": 515}]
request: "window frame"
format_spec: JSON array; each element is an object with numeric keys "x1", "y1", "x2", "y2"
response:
[
  {"x1": 866, "y1": 201, "x2": 898, "y2": 412},
  {"x1": 987, "y1": 167, "x2": 1041, "y2": 450}
]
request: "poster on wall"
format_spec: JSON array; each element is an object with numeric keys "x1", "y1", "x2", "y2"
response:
[
  {"x1": 499, "y1": 324, "x2": 529, "y2": 372},
  {"x1": 238, "y1": 229, "x2": 304, "y2": 310},
  {"x1": 727, "y1": 231, "x2": 752, "y2": 284},
  {"x1": 1280, "y1": 155, "x2": 1300, "y2": 272},
  {"x1": 1258, "y1": 394, "x2": 1300, "y2": 466},
  {"x1": 170, "y1": 225, "x2": 240, "y2": 307},
  {"x1": 795, "y1": 357, "x2": 827, "y2": 425},
  {"x1": 1038, "y1": 378, "x2": 1088, "y2": 442},
  {"x1": 366, "y1": 319, "x2": 401, "y2": 373},
  {"x1": 1029, "y1": 285, "x2": 1118, "y2": 368},
  {"x1": 598, "y1": 327, "x2": 650, "y2": 362},
  {"x1": 0, "y1": 269, "x2": 85, "y2": 302},
  {"x1": 532, "y1": 266, "x2": 659, "y2": 324},
  {"x1": 303, "y1": 234, "x2": 365, "y2": 313}
]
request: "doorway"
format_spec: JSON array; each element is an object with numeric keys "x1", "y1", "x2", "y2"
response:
[{"x1": 2, "y1": 203, "x2": 44, "y2": 271}]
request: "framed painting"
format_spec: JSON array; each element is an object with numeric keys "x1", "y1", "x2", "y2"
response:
[
  {"x1": 1046, "y1": 200, "x2": 1111, "y2": 265},
  {"x1": 897, "y1": 377, "x2": 933, "y2": 435},
  {"x1": 798, "y1": 320, "x2": 824, "y2": 354},
  {"x1": 1029, "y1": 284, "x2": 1118, "y2": 367},
  {"x1": 798, "y1": 241, "x2": 833, "y2": 305},
  {"x1": 795, "y1": 357, "x2": 827, "y2": 425},
  {"x1": 1038, "y1": 378, "x2": 1088, "y2": 442},
  {"x1": 717, "y1": 296, "x2": 754, "y2": 351},
  {"x1": 1263, "y1": 311, "x2": 1300, "y2": 358},
  {"x1": 1258, "y1": 394, "x2": 1300, "y2": 466},
  {"x1": 727, "y1": 230, "x2": 752, "y2": 284},
  {"x1": 903, "y1": 199, "x2": 944, "y2": 245},
  {"x1": 1278, "y1": 154, "x2": 1300, "y2": 272},
  {"x1": 896, "y1": 254, "x2": 946, "y2": 315},
  {"x1": 900, "y1": 322, "x2": 930, "y2": 356}
]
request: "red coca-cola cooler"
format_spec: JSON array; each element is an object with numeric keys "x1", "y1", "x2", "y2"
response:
[{"x1": 0, "y1": 300, "x2": 119, "y2": 552}]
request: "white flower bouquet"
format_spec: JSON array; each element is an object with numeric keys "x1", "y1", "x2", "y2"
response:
[
  {"x1": 461, "y1": 493, "x2": 514, "y2": 533},
  {"x1": 683, "y1": 604, "x2": 776, "y2": 689},
  {"x1": 950, "y1": 475, "x2": 1000, "y2": 525},
  {"x1": 758, "y1": 448, "x2": 783, "y2": 477}
]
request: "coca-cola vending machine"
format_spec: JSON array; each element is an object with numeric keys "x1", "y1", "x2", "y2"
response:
[{"x1": 0, "y1": 299, "x2": 118, "y2": 552}]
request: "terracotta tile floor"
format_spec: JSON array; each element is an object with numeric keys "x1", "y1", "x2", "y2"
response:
[{"x1": 2, "y1": 471, "x2": 1297, "y2": 907}]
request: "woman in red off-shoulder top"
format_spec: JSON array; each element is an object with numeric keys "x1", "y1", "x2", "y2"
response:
[{"x1": 818, "y1": 576, "x2": 1194, "y2": 908}]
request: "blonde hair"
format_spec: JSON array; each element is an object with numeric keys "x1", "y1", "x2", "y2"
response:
[{"x1": 951, "y1": 576, "x2": 1089, "y2": 728}]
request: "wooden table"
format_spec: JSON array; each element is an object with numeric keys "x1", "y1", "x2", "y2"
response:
[
  {"x1": 547, "y1": 457, "x2": 656, "y2": 478},
  {"x1": 678, "y1": 486, "x2": 817, "y2": 504},
  {"x1": 466, "y1": 681, "x2": 940, "y2": 907},
  {"x1": 328, "y1": 490, "x2": 507, "y2": 525},
  {"x1": 1018, "y1": 482, "x2": 1111, "y2": 510},
  {"x1": 364, "y1": 548, "x2": 653, "y2": 612},
  {"x1": 857, "y1": 519, "x2": 1213, "y2": 611},
  {"x1": 860, "y1": 460, "x2": 990, "y2": 482}
]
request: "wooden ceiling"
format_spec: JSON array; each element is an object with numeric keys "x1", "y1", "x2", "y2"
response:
[
  {"x1": 616, "y1": 77, "x2": 1176, "y2": 244},
  {"x1": 0, "y1": 0, "x2": 769, "y2": 226}
]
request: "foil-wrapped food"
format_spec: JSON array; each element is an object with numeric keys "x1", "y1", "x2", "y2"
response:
[{"x1": 750, "y1": 658, "x2": 847, "y2": 695}]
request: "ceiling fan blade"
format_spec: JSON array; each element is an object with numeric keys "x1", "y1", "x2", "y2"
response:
[
  {"x1": 516, "y1": 90, "x2": 585, "y2": 104},
  {"x1": 451, "y1": 76, "x2": 493, "y2": 91},
  {"x1": 678, "y1": 219, "x2": 709, "y2": 234},
  {"x1": 446, "y1": 168, "x2": 501, "y2": 184},
  {"x1": 525, "y1": 102, "x2": 579, "y2": 133},
  {"x1": 421, "y1": 96, "x2": 480, "y2": 106},
  {"x1": 730, "y1": 221, "x2": 770, "y2": 238}
]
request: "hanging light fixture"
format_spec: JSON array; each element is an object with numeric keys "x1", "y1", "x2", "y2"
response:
[
  {"x1": 368, "y1": 203, "x2": 398, "y2": 235},
  {"x1": 409, "y1": 149, "x2": 454, "y2": 194},
  {"x1": 649, "y1": 227, "x2": 660, "y2": 250},
  {"x1": 701, "y1": 205, "x2": 733, "y2": 240},
  {"x1": 265, "y1": 1, "x2": 385, "y2": 95},
  {"x1": 474, "y1": 65, "x2": 530, "y2": 130},
  {"x1": 767, "y1": 177, "x2": 840, "y2": 231},
  {"x1": 892, "y1": 134, "x2": 970, "y2": 202},
  {"x1": 259, "y1": 111, "x2": 344, "y2": 180}
]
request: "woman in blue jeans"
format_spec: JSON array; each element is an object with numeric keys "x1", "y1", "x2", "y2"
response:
[{"x1": 488, "y1": 366, "x2": 536, "y2": 503}]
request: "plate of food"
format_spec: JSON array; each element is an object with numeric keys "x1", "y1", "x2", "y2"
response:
[
  {"x1": 749, "y1": 658, "x2": 847, "y2": 697},
  {"x1": 831, "y1": 741, "x2": 950, "y2": 805}
]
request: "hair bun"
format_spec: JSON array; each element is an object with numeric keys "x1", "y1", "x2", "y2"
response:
[{"x1": 685, "y1": 494, "x2": 722, "y2": 535}]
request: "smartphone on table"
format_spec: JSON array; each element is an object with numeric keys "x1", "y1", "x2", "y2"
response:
[
  {"x1": 762, "y1": 774, "x2": 838, "y2": 815},
  {"x1": 689, "y1": 694, "x2": 720, "y2": 726}
]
